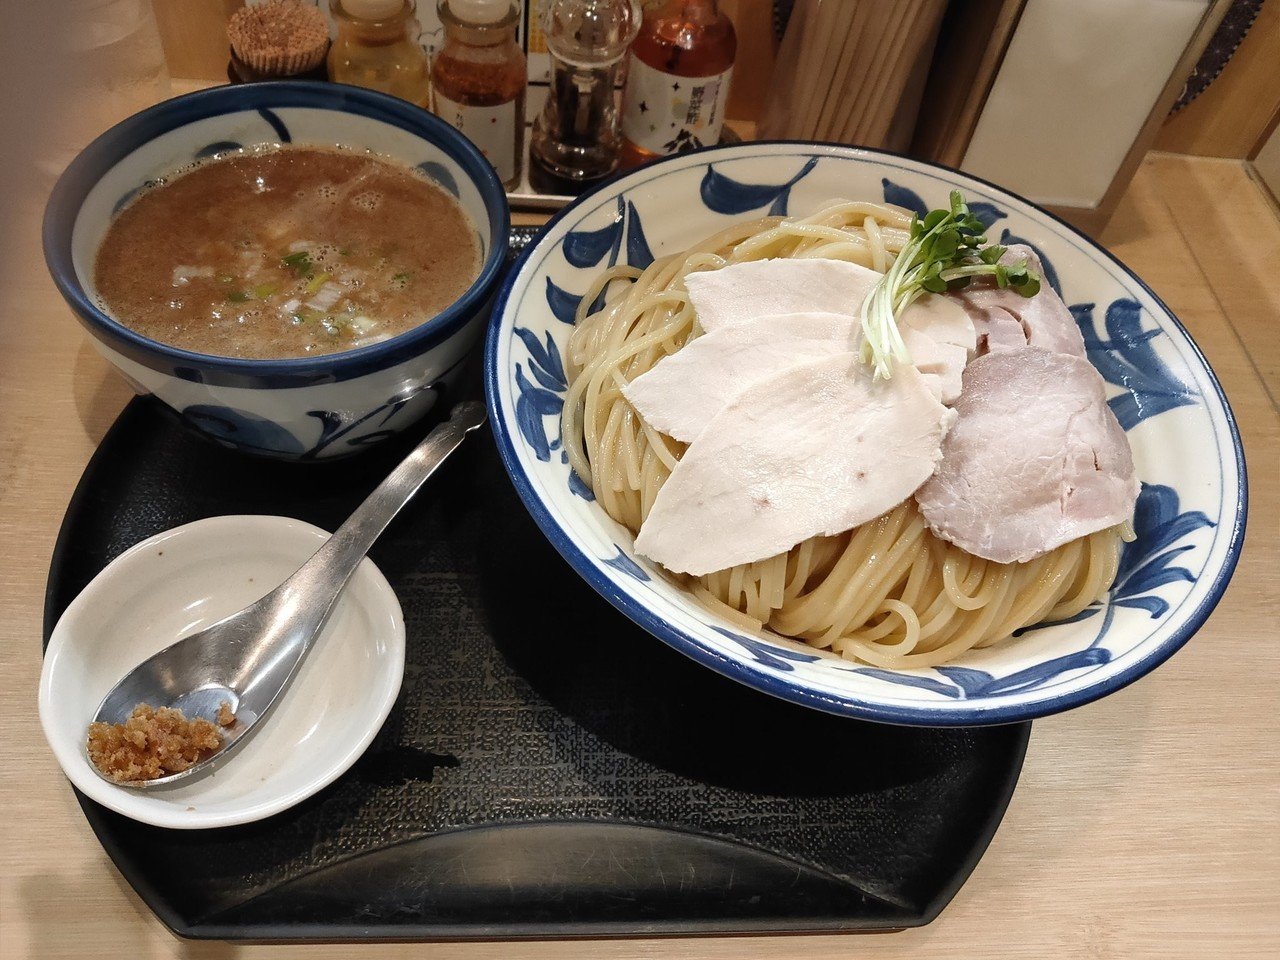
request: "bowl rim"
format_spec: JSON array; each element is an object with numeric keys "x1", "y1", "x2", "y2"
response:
[
  {"x1": 484, "y1": 139, "x2": 1248, "y2": 727},
  {"x1": 43, "y1": 80, "x2": 511, "y2": 389}
]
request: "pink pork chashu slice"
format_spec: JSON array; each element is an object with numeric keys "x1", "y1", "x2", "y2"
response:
[
  {"x1": 683, "y1": 257, "x2": 881, "y2": 333},
  {"x1": 952, "y1": 245, "x2": 1086, "y2": 358},
  {"x1": 634, "y1": 354, "x2": 952, "y2": 577},
  {"x1": 915, "y1": 348, "x2": 1139, "y2": 564}
]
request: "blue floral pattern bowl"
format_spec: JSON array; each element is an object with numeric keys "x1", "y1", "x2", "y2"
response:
[
  {"x1": 44, "y1": 82, "x2": 509, "y2": 460},
  {"x1": 485, "y1": 142, "x2": 1247, "y2": 726}
]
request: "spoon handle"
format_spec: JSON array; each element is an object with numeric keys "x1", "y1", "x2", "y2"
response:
[{"x1": 274, "y1": 400, "x2": 488, "y2": 643}]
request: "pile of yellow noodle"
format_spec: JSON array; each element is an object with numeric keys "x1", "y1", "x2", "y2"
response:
[{"x1": 562, "y1": 201, "x2": 1127, "y2": 669}]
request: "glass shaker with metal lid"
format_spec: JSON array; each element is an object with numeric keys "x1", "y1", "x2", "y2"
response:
[{"x1": 530, "y1": 0, "x2": 641, "y2": 193}]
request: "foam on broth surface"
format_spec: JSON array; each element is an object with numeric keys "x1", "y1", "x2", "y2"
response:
[{"x1": 94, "y1": 146, "x2": 480, "y2": 359}]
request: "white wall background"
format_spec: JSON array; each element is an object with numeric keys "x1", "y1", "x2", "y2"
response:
[{"x1": 962, "y1": 0, "x2": 1211, "y2": 208}]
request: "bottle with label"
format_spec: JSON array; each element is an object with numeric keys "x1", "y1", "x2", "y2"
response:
[
  {"x1": 619, "y1": 0, "x2": 736, "y2": 169},
  {"x1": 328, "y1": 0, "x2": 433, "y2": 108},
  {"x1": 431, "y1": 0, "x2": 527, "y2": 189}
]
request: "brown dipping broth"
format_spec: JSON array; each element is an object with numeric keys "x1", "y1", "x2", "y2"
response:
[{"x1": 93, "y1": 146, "x2": 480, "y2": 359}]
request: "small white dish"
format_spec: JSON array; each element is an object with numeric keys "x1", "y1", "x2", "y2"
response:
[{"x1": 39, "y1": 515, "x2": 406, "y2": 829}]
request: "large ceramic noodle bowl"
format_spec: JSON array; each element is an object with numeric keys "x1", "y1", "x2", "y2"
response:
[{"x1": 485, "y1": 143, "x2": 1246, "y2": 725}]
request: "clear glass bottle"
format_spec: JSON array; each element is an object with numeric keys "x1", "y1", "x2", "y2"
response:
[
  {"x1": 619, "y1": 0, "x2": 736, "y2": 169},
  {"x1": 530, "y1": 0, "x2": 641, "y2": 193},
  {"x1": 328, "y1": 0, "x2": 433, "y2": 108},
  {"x1": 431, "y1": 0, "x2": 527, "y2": 189}
]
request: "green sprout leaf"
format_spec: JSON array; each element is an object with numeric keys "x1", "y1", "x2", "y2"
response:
[{"x1": 859, "y1": 191, "x2": 1042, "y2": 379}]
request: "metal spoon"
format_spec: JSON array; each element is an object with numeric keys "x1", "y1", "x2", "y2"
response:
[{"x1": 88, "y1": 400, "x2": 488, "y2": 789}]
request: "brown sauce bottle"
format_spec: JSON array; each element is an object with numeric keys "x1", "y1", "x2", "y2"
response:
[{"x1": 619, "y1": 0, "x2": 736, "y2": 169}]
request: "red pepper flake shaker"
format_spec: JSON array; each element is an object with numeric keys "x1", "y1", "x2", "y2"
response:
[{"x1": 431, "y1": 0, "x2": 528, "y2": 189}]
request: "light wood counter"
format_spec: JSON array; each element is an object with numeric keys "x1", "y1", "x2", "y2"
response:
[{"x1": 1, "y1": 68, "x2": 1277, "y2": 958}]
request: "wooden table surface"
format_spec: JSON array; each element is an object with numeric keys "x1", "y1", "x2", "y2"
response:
[{"x1": 2, "y1": 77, "x2": 1278, "y2": 957}]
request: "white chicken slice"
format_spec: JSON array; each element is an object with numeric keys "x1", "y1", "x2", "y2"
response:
[
  {"x1": 684, "y1": 257, "x2": 880, "y2": 333},
  {"x1": 898, "y1": 294, "x2": 976, "y2": 404},
  {"x1": 902, "y1": 330, "x2": 969, "y2": 406},
  {"x1": 623, "y1": 311, "x2": 856, "y2": 443},
  {"x1": 634, "y1": 355, "x2": 952, "y2": 576},
  {"x1": 626, "y1": 290, "x2": 975, "y2": 443},
  {"x1": 915, "y1": 348, "x2": 1139, "y2": 564}
]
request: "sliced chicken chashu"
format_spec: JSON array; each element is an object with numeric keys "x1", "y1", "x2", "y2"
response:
[
  {"x1": 634, "y1": 355, "x2": 952, "y2": 577},
  {"x1": 623, "y1": 312, "x2": 856, "y2": 444},
  {"x1": 684, "y1": 257, "x2": 880, "y2": 333},
  {"x1": 624, "y1": 292, "x2": 975, "y2": 447},
  {"x1": 915, "y1": 348, "x2": 1139, "y2": 564},
  {"x1": 898, "y1": 294, "x2": 976, "y2": 405}
]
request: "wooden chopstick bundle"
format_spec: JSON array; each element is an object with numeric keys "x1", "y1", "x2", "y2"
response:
[{"x1": 761, "y1": 0, "x2": 949, "y2": 151}]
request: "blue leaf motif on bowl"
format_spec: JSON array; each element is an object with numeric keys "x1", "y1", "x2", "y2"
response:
[
  {"x1": 182, "y1": 404, "x2": 305, "y2": 456},
  {"x1": 195, "y1": 140, "x2": 244, "y2": 159},
  {"x1": 567, "y1": 468, "x2": 595, "y2": 501},
  {"x1": 850, "y1": 482, "x2": 1212, "y2": 700},
  {"x1": 546, "y1": 199, "x2": 635, "y2": 323},
  {"x1": 941, "y1": 649, "x2": 1115, "y2": 698},
  {"x1": 257, "y1": 107, "x2": 291, "y2": 142},
  {"x1": 113, "y1": 181, "x2": 158, "y2": 215},
  {"x1": 853, "y1": 645, "x2": 1117, "y2": 703},
  {"x1": 712, "y1": 628, "x2": 821, "y2": 672},
  {"x1": 303, "y1": 394, "x2": 425, "y2": 460},
  {"x1": 416, "y1": 160, "x2": 460, "y2": 198},
  {"x1": 625, "y1": 201, "x2": 655, "y2": 270},
  {"x1": 516, "y1": 202, "x2": 656, "y2": 499},
  {"x1": 854, "y1": 667, "x2": 963, "y2": 699},
  {"x1": 544, "y1": 277, "x2": 584, "y2": 325},
  {"x1": 602, "y1": 546, "x2": 650, "y2": 582},
  {"x1": 513, "y1": 327, "x2": 566, "y2": 391},
  {"x1": 700, "y1": 156, "x2": 818, "y2": 216},
  {"x1": 562, "y1": 198, "x2": 624, "y2": 268},
  {"x1": 511, "y1": 324, "x2": 592, "y2": 500},
  {"x1": 1074, "y1": 298, "x2": 1198, "y2": 430},
  {"x1": 880, "y1": 178, "x2": 1006, "y2": 229},
  {"x1": 514, "y1": 363, "x2": 564, "y2": 463},
  {"x1": 1112, "y1": 482, "x2": 1214, "y2": 618},
  {"x1": 880, "y1": 178, "x2": 929, "y2": 219}
]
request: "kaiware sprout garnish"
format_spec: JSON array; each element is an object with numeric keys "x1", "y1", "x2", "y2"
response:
[{"x1": 859, "y1": 190, "x2": 1041, "y2": 379}]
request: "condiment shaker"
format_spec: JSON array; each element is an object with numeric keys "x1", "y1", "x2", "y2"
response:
[
  {"x1": 530, "y1": 0, "x2": 641, "y2": 193},
  {"x1": 328, "y1": 0, "x2": 432, "y2": 108},
  {"x1": 432, "y1": 0, "x2": 527, "y2": 189}
]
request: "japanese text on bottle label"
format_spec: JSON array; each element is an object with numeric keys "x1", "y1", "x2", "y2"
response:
[{"x1": 621, "y1": 57, "x2": 733, "y2": 155}]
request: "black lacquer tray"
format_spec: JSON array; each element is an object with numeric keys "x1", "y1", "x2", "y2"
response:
[{"x1": 43, "y1": 390, "x2": 1030, "y2": 942}]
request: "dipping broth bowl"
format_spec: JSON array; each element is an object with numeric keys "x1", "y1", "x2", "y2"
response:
[{"x1": 44, "y1": 82, "x2": 509, "y2": 460}]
